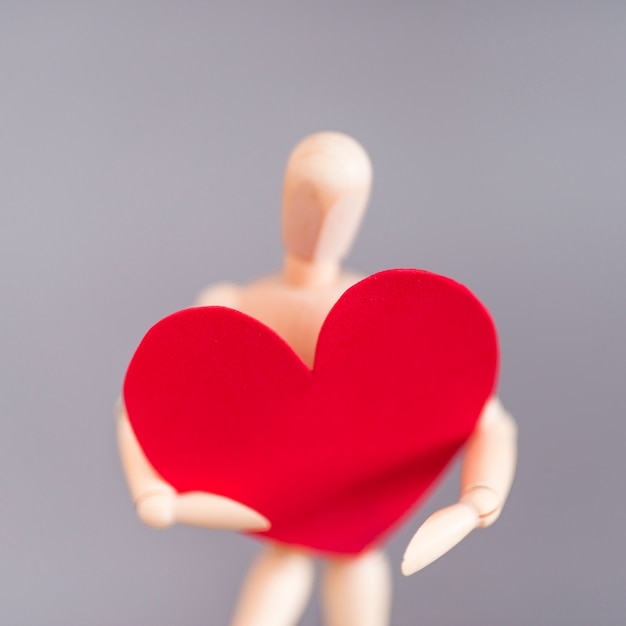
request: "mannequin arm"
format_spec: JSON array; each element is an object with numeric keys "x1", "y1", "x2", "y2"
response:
[
  {"x1": 116, "y1": 281, "x2": 269, "y2": 531},
  {"x1": 115, "y1": 399, "x2": 270, "y2": 531},
  {"x1": 401, "y1": 397, "x2": 517, "y2": 575}
]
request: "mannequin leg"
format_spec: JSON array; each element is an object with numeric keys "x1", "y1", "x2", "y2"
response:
[
  {"x1": 229, "y1": 545, "x2": 315, "y2": 626},
  {"x1": 321, "y1": 549, "x2": 392, "y2": 626}
]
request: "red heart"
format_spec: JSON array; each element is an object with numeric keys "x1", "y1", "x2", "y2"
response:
[{"x1": 123, "y1": 269, "x2": 498, "y2": 555}]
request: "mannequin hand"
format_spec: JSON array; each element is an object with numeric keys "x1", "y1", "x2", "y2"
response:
[
  {"x1": 134, "y1": 485, "x2": 270, "y2": 532},
  {"x1": 174, "y1": 491, "x2": 271, "y2": 531},
  {"x1": 401, "y1": 486, "x2": 502, "y2": 576}
]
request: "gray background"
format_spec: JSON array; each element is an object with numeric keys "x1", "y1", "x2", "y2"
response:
[{"x1": 2, "y1": 2, "x2": 625, "y2": 624}]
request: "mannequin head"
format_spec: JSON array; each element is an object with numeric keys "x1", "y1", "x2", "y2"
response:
[{"x1": 281, "y1": 132, "x2": 372, "y2": 277}]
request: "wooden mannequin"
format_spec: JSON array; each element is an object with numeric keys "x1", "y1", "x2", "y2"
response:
[{"x1": 117, "y1": 132, "x2": 517, "y2": 625}]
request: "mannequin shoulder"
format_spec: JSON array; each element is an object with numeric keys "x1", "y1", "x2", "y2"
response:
[{"x1": 194, "y1": 282, "x2": 243, "y2": 308}]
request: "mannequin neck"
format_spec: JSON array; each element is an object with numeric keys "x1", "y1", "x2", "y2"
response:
[{"x1": 282, "y1": 253, "x2": 340, "y2": 288}]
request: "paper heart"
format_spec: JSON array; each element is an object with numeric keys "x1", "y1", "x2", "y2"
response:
[{"x1": 123, "y1": 269, "x2": 498, "y2": 555}]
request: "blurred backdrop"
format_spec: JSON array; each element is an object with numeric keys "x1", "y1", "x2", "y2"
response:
[{"x1": 1, "y1": 2, "x2": 625, "y2": 624}]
